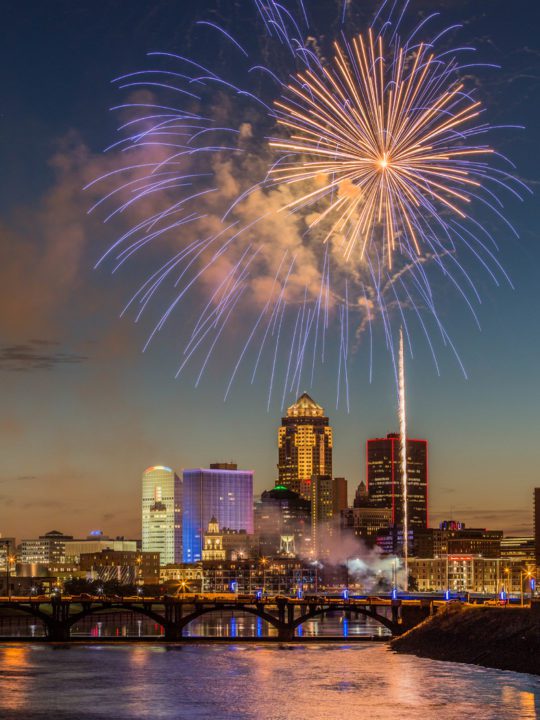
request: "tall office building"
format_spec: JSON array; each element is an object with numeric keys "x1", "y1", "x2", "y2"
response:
[
  {"x1": 182, "y1": 464, "x2": 253, "y2": 563},
  {"x1": 142, "y1": 466, "x2": 182, "y2": 566},
  {"x1": 535, "y1": 488, "x2": 540, "y2": 574},
  {"x1": 366, "y1": 433, "x2": 428, "y2": 532},
  {"x1": 332, "y1": 477, "x2": 348, "y2": 515},
  {"x1": 311, "y1": 474, "x2": 335, "y2": 557},
  {"x1": 277, "y1": 392, "x2": 333, "y2": 500}
]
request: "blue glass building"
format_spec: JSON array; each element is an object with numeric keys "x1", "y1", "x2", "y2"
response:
[{"x1": 182, "y1": 464, "x2": 254, "y2": 562}]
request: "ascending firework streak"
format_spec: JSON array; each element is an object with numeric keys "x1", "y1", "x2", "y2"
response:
[
  {"x1": 88, "y1": 0, "x2": 527, "y2": 402},
  {"x1": 398, "y1": 327, "x2": 408, "y2": 588}
]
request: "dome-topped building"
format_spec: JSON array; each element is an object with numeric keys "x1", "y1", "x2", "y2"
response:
[
  {"x1": 285, "y1": 392, "x2": 325, "y2": 418},
  {"x1": 277, "y1": 392, "x2": 333, "y2": 500}
]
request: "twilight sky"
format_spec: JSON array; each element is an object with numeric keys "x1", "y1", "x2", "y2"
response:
[{"x1": 1, "y1": 0, "x2": 539, "y2": 541}]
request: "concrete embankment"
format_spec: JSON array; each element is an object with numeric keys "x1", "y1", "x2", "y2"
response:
[{"x1": 391, "y1": 604, "x2": 540, "y2": 675}]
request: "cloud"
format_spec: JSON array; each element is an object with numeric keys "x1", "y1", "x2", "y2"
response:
[
  {"x1": 0, "y1": 475, "x2": 38, "y2": 485},
  {"x1": 0, "y1": 340, "x2": 88, "y2": 372}
]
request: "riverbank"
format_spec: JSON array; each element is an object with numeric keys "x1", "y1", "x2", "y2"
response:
[
  {"x1": 391, "y1": 604, "x2": 540, "y2": 675},
  {"x1": 0, "y1": 633, "x2": 389, "y2": 643}
]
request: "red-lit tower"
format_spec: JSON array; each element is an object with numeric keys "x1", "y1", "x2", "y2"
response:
[{"x1": 366, "y1": 433, "x2": 428, "y2": 531}]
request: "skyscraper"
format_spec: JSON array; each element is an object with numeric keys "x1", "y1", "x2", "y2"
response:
[
  {"x1": 332, "y1": 477, "x2": 348, "y2": 515},
  {"x1": 311, "y1": 474, "x2": 334, "y2": 557},
  {"x1": 277, "y1": 392, "x2": 332, "y2": 500},
  {"x1": 366, "y1": 433, "x2": 428, "y2": 532},
  {"x1": 182, "y1": 464, "x2": 253, "y2": 563},
  {"x1": 141, "y1": 466, "x2": 182, "y2": 566}
]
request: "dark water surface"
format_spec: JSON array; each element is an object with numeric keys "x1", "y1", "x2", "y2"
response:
[{"x1": 0, "y1": 642, "x2": 539, "y2": 720}]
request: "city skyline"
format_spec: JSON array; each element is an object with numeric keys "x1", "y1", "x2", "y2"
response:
[{"x1": 1, "y1": 0, "x2": 539, "y2": 542}]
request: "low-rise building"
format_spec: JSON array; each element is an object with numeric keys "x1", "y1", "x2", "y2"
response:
[
  {"x1": 409, "y1": 555, "x2": 536, "y2": 594},
  {"x1": 160, "y1": 563, "x2": 204, "y2": 592},
  {"x1": 203, "y1": 557, "x2": 317, "y2": 594},
  {"x1": 18, "y1": 530, "x2": 74, "y2": 565},
  {"x1": 414, "y1": 523, "x2": 502, "y2": 559},
  {"x1": 341, "y1": 506, "x2": 392, "y2": 545},
  {"x1": 79, "y1": 550, "x2": 159, "y2": 585},
  {"x1": 64, "y1": 532, "x2": 137, "y2": 563}
]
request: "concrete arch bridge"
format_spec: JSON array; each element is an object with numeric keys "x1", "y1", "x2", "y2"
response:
[{"x1": 0, "y1": 595, "x2": 436, "y2": 641}]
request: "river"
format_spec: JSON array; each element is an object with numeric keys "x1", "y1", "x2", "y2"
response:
[{"x1": 1, "y1": 642, "x2": 539, "y2": 719}]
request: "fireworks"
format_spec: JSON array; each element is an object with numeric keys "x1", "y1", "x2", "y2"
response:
[
  {"x1": 270, "y1": 31, "x2": 494, "y2": 269},
  {"x1": 88, "y1": 0, "x2": 527, "y2": 404},
  {"x1": 398, "y1": 327, "x2": 408, "y2": 587}
]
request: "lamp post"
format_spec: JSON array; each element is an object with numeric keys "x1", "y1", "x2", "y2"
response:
[
  {"x1": 521, "y1": 570, "x2": 533, "y2": 607},
  {"x1": 260, "y1": 557, "x2": 268, "y2": 595}
]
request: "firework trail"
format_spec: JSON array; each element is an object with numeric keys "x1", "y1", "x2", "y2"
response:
[
  {"x1": 398, "y1": 327, "x2": 408, "y2": 588},
  {"x1": 87, "y1": 0, "x2": 528, "y2": 406}
]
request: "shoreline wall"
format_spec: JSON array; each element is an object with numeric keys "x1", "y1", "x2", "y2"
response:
[{"x1": 391, "y1": 604, "x2": 540, "y2": 676}]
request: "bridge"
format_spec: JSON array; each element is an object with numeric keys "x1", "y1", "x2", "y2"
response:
[{"x1": 0, "y1": 594, "x2": 437, "y2": 641}]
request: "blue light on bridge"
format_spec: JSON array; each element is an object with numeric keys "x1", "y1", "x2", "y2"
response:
[
  {"x1": 444, "y1": 590, "x2": 451, "y2": 601},
  {"x1": 530, "y1": 578, "x2": 536, "y2": 592},
  {"x1": 342, "y1": 588, "x2": 349, "y2": 600},
  {"x1": 255, "y1": 589, "x2": 263, "y2": 600},
  {"x1": 296, "y1": 587, "x2": 304, "y2": 599},
  {"x1": 230, "y1": 581, "x2": 238, "y2": 593},
  {"x1": 391, "y1": 587, "x2": 398, "y2": 600}
]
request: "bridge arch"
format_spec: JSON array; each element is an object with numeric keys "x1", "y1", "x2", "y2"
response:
[
  {"x1": 0, "y1": 602, "x2": 54, "y2": 630},
  {"x1": 176, "y1": 605, "x2": 283, "y2": 633},
  {"x1": 66, "y1": 603, "x2": 168, "y2": 629},
  {"x1": 292, "y1": 605, "x2": 397, "y2": 634}
]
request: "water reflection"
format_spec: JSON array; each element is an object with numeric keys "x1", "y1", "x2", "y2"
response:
[
  {"x1": 0, "y1": 609, "x2": 392, "y2": 639},
  {"x1": 0, "y1": 643, "x2": 538, "y2": 719},
  {"x1": 0, "y1": 646, "x2": 32, "y2": 711}
]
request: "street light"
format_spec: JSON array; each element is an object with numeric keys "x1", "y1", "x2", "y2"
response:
[
  {"x1": 521, "y1": 570, "x2": 533, "y2": 607},
  {"x1": 260, "y1": 557, "x2": 268, "y2": 595}
]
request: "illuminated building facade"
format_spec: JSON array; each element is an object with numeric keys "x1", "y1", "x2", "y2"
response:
[
  {"x1": 341, "y1": 506, "x2": 392, "y2": 545},
  {"x1": 311, "y1": 474, "x2": 334, "y2": 557},
  {"x1": 414, "y1": 524, "x2": 502, "y2": 559},
  {"x1": 0, "y1": 537, "x2": 16, "y2": 571},
  {"x1": 142, "y1": 466, "x2": 182, "y2": 566},
  {"x1": 18, "y1": 530, "x2": 74, "y2": 565},
  {"x1": 182, "y1": 465, "x2": 253, "y2": 563},
  {"x1": 277, "y1": 393, "x2": 333, "y2": 500},
  {"x1": 202, "y1": 517, "x2": 226, "y2": 562},
  {"x1": 202, "y1": 557, "x2": 317, "y2": 594},
  {"x1": 409, "y1": 556, "x2": 534, "y2": 594},
  {"x1": 160, "y1": 562, "x2": 204, "y2": 592},
  {"x1": 366, "y1": 433, "x2": 428, "y2": 532},
  {"x1": 64, "y1": 533, "x2": 137, "y2": 563},
  {"x1": 501, "y1": 536, "x2": 535, "y2": 561},
  {"x1": 79, "y1": 550, "x2": 160, "y2": 585}
]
